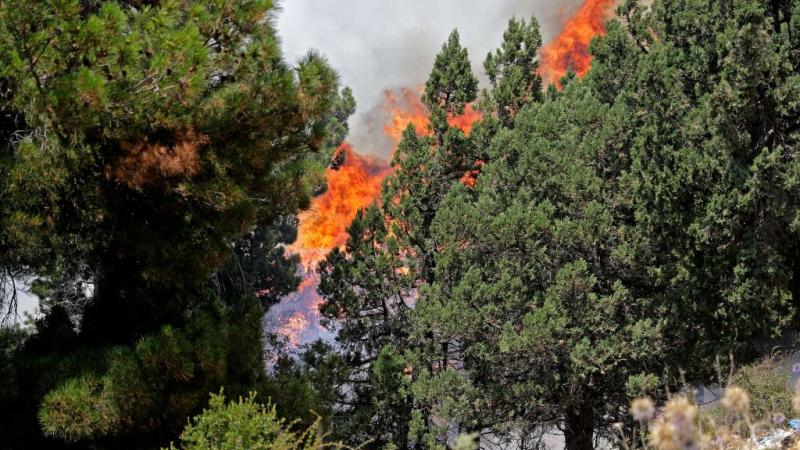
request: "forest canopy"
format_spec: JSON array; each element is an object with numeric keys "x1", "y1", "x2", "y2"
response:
[{"x1": 1, "y1": 0, "x2": 800, "y2": 450}]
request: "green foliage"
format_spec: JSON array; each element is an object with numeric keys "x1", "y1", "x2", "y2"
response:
[
  {"x1": 315, "y1": 1, "x2": 800, "y2": 449},
  {"x1": 224, "y1": 217, "x2": 302, "y2": 308},
  {"x1": 410, "y1": 79, "x2": 665, "y2": 448},
  {"x1": 31, "y1": 299, "x2": 268, "y2": 446},
  {"x1": 317, "y1": 28, "x2": 482, "y2": 449},
  {"x1": 706, "y1": 357, "x2": 794, "y2": 423},
  {"x1": 259, "y1": 342, "x2": 350, "y2": 430},
  {"x1": 316, "y1": 205, "x2": 416, "y2": 447},
  {"x1": 483, "y1": 16, "x2": 543, "y2": 126},
  {"x1": 38, "y1": 375, "x2": 121, "y2": 442},
  {"x1": 0, "y1": 0, "x2": 338, "y2": 302},
  {"x1": 325, "y1": 87, "x2": 357, "y2": 151},
  {"x1": 3, "y1": 0, "x2": 800, "y2": 449},
  {"x1": 423, "y1": 30, "x2": 478, "y2": 115},
  {"x1": 0, "y1": 0, "x2": 344, "y2": 448},
  {"x1": 165, "y1": 390, "x2": 328, "y2": 450}
]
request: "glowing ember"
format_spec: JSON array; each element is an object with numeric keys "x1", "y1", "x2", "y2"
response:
[
  {"x1": 538, "y1": 0, "x2": 617, "y2": 87},
  {"x1": 460, "y1": 160, "x2": 485, "y2": 188}
]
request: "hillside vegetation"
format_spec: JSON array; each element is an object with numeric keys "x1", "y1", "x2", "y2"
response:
[{"x1": 1, "y1": 0, "x2": 800, "y2": 449}]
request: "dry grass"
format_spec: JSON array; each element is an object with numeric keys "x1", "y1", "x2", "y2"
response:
[{"x1": 621, "y1": 358, "x2": 800, "y2": 449}]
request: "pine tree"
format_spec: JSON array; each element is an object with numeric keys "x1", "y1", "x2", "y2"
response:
[
  {"x1": 316, "y1": 206, "x2": 416, "y2": 446},
  {"x1": 423, "y1": 30, "x2": 478, "y2": 116},
  {"x1": 411, "y1": 80, "x2": 662, "y2": 449},
  {"x1": 0, "y1": 1, "x2": 342, "y2": 448},
  {"x1": 483, "y1": 16, "x2": 543, "y2": 127},
  {"x1": 316, "y1": 30, "x2": 482, "y2": 448}
]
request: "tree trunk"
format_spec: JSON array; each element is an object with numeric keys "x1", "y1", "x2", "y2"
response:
[{"x1": 564, "y1": 400, "x2": 594, "y2": 450}]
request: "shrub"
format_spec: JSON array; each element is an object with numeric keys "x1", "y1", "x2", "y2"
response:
[
  {"x1": 624, "y1": 358, "x2": 800, "y2": 450},
  {"x1": 165, "y1": 390, "x2": 336, "y2": 450}
]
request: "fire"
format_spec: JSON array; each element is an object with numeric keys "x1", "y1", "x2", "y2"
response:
[
  {"x1": 274, "y1": 311, "x2": 309, "y2": 348},
  {"x1": 270, "y1": 88, "x2": 482, "y2": 352},
  {"x1": 290, "y1": 88, "x2": 481, "y2": 270},
  {"x1": 383, "y1": 86, "x2": 482, "y2": 139},
  {"x1": 538, "y1": 0, "x2": 617, "y2": 87},
  {"x1": 383, "y1": 87, "x2": 429, "y2": 142},
  {"x1": 269, "y1": 1, "x2": 617, "y2": 355},
  {"x1": 288, "y1": 143, "x2": 391, "y2": 269},
  {"x1": 447, "y1": 104, "x2": 482, "y2": 136},
  {"x1": 267, "y1": 276, "x2": 329, "y2": 349},
  {"x1": 460, "y1": 160, "x2": 485, "y2": 188}
]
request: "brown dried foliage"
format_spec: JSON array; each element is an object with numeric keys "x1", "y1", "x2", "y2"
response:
[{"x1": 108, "y1": 130, "x2": 208, "y2": 189}]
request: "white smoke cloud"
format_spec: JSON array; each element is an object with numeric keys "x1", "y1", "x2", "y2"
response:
[{"x1": 276, "y1": 0, "x2": 584, "y2": 156}]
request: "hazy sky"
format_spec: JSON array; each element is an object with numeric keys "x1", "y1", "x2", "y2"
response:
[{"x1": 277, "y1": 0, "x2": 582, "y2": 154}]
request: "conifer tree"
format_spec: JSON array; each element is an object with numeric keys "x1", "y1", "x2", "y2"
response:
[
  {"x1": 483, "y1": 16, "x2": 543, "y2": 127},
  {"x1": 316, "y1": 29, "x2": 481, "y2": 449},
  {"x1": 0, "y1": 1, "x2": 342, "y2": 448},
  {"x1": 423, "y1": 30, "x2": 478, "y2": 116}
]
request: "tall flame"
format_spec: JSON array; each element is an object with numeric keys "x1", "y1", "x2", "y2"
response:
[
  {"x1": 266, "y1": 145, "x2": 390, "y2": 353},
  {"x1": 538, "y1": 0, "x2": 617, "y2": 87},
  {"x1": 267, "y1": 87, "x2": 481, "y2": 352},
  {"x1": 288, "y1": 143, "x2": 391, "y2": 269},
  {"x1": 268, "y1": 0, "x2": 616, "y2": 352}
]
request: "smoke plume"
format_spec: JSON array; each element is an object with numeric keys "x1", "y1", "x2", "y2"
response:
[
  {"x1": 278, "y1": 0, "x2": 592, "y2": 157},
  {"x1": 268, "y1": 0, "x2": 618, "y2": 351}
]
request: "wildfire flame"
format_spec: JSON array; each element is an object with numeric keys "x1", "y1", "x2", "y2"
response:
[
  {"x1": 288, "y1": 143, "x2": 391, "y2": 269},
  {"x1": 268, "y1": 277, "x2": 328, "y2": 350},
  {"x1": 383, "y1": 87, "x2": 430, "y2": 143},
  {"x1": 447, "y1": 104, "x2": 482, "y2": 136},
  {"x1": 383, "y1": 86, "x2": 482, "y2": 142},
  {"x1": 268, "y1": 87, "x2": 481, "y2": 352},
  {"x1": 538, "y1": 0, "x2": 617, "y2": 87},
  {"x1": 269, "y1": 0, "x2": 615, "y2": 352},
  {"x1": 289, "y1": 87, "x2": 481, "y2": 271}
]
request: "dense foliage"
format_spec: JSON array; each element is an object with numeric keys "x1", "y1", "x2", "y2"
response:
[
  {"x1": 165, "y1": 391, "x2": 326, "y2": 450},
  {"x1": 2, "y1": 0, "x2": 800, "y2": 449},
  {"x1": 0, "y1": 0, "x2": 344, "y2": 448},
  {"x1": 312, "y1": 1, "x2": 800, "y2": 449}
]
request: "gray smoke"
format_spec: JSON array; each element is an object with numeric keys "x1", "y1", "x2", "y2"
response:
[
  {"x1": 267, "y1": 1, "x2": 589, "y2": 352},
  {"x1": 277, "y1": 0, "x2": 585, "y2": 157}
]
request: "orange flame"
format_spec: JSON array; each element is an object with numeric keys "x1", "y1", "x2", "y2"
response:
[
  {"x1": 382, "y1": 86, "x2": 482, "y2": 140},
  {"x1": 268, "y1": 276, "x2": 328, "y2": 349},
  {"x1": 288, "y1": 143, "x2": 391, "y2": 269},
  {"x1": 289, "y1": 87, "x2": 481, "y2": 270},
  {"x1": 538, "y1": 0, "x2": 617, "y2": 87},
  {"x1": 383, "y1": 87, "x2": 430, "y2": 142},
  {"x1": 460, "y1": 160, "x2": 485, "y2": 188},
  {"x1": 271, "y1": 88, "x2": 482, "y2": 351},
  {"x1": 447, "y1": 104, "x2": 482, "y2": 136}
]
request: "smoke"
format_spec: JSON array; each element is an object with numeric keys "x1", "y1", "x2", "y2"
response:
[
  {"x1": 269, "y1": 0, "x2": 615, "y2": 352},
  {"x1": 277, "y1": 0, "x2": 587, "y2": 157}
]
